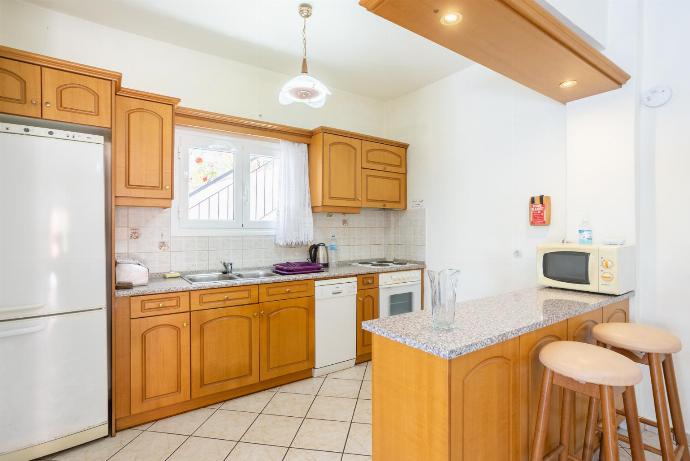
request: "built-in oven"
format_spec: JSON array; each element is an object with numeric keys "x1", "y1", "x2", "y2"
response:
[{"x1": 378, "y1": 270, "x2": 422, "y2": 317}]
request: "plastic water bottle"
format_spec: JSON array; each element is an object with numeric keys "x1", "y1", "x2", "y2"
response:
[
  {"x1": 578, "y1": 219, "x2": 593, "y2": 245},
  {"x1": 327, "y1": 234, "x2": 338, "y2": 265}
]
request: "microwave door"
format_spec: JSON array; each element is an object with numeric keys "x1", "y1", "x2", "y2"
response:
[{"x1": 543, "y1": 251, "x2": 591, "y2": 285}]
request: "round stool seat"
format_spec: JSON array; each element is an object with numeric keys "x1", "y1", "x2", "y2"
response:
[
  {"x1": 540, "y1": 341, "x2": 642, "y2": 387},
  {"x1": 593, "y1": 323, "x2": 681, "y2": 354}
]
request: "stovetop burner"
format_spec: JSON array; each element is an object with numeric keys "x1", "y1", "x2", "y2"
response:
[{"x1": 353, "y1": 260, "x2": 411, "y2": 267}]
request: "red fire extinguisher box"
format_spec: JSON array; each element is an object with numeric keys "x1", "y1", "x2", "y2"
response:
[{"x1": 529, "y1": 195, "x2": 551, "y2": 226}]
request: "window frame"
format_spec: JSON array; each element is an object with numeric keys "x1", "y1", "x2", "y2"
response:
[{"x1": 172, "y1": 127, "x2": 281, "y2": 237}]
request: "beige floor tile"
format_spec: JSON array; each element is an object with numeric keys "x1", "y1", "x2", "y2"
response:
[
  {"x1": 642, "y1": 429, "x2": 662, "y2": 449},
  {"x1": 291, "y1": 419, "x2": 350, "y2": 452},
  {"x1": 284, "y1": 448, "x2": 342, "y2": 460},
  {"x1": 225, "y1": 442, "x2": 287, "y2": 461},
  {"x1": 110, "y1": 431, "x2": 186, "y2": 461},
  {"x1": 328, "y1": 364, "x2": 366, "y2": 381},
  {"x1": 167, "y1": 436, "x2": 236, "y2": 461},
  {"x1": 358, "y1": 381, "x2": 371, "y2": 400},
  {"x1": 279, "y1": 377, "x2": 325, "y2": 395},
  {"x1": 363, "y1": 364, "x2": 372, "y2": 381},
  {"x1": 344, "y1": 423, "x2": 372, "y2": 456},
  {"x1": 306, "y1": 396, "x2": 356, "y2": 422},
  {"x1": 241, "y1": 414, "x2": 303, "y2": 446},
  {"x1": 318, "y1": 378, "x2": 361, "y2": 399},
  {"x1": 193, "y1": 410, "x2": 257, "y2": 441},
  {"x1": 342, "y1": 455, "x2": 372, "y2": 461},
  {"x1": 221, "y1": 390, "x2": 276, "y2": 413},
  {"x1": 133, "y1": 422, "x2": 154, "y2": 430},
  {"x1": 148, "y1": 407, "x2": 215, "y2": 435},
  {"x1": 352, "y1": 399, "x2": 371, "y2": 424},
  {"x1": 262, "y1": 392, "x2": 315, "y2": 417},
  {"x1": 51, "y1": 429, "x2": 141, "y2": 461}
]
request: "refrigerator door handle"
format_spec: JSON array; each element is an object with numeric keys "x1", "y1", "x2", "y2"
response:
[
  {"x1": 0, "y1": 303, "x2": 44, "y2": 314},
  {"x1": 0, "y1": 320, "x2": 47, "y2": 339}
]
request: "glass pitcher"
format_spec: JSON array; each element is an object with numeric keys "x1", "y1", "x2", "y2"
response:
[{"x1": 427, "y1": 269, "x2": 461, "y2": 330}]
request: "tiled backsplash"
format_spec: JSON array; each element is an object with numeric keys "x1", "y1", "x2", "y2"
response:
[{"x1": 115, "y1": 207, "x2": 425, "y2": 273}]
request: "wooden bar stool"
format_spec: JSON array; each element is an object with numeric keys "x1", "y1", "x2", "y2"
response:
[
  {"x1": 593, "y1": 323, "x2": 689, "y2": 461},
  {"x1": 531, "y1": 341, "x2": 644, "y2": 461}
]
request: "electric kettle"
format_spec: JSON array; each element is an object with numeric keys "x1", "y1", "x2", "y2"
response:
[{"x1": 308, "y1": 243, "x2": 329, "y2": 267}]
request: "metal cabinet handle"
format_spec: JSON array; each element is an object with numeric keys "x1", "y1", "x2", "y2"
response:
[
  {"x1": 165, "y1": 185, "x2": 170, "y2": 190},
  {"x1": 285, "y1": 288, "x2": 291, "y2": 292},
  {"x1": 158, "y1": 303, "x2": 164, "y2": 308},
  {"x1": 183, "y1": 322, "x2": 188, "y2": 327},
  {"x1": 224, "y1": 295, "x2": 229, "y2": 300},
  {"x1": 44, "y1": 101, "x2": 51, "y2": 108},
  {"x1": 30, "y1": 99, "x2": 37, "y2": 105}
]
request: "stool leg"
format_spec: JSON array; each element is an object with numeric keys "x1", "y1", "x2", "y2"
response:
[
  {"x1": 622, "y1": 385, "x2": 645, "y2": 461},
  {"x1": 650, "y1": 353, "x2": 676, "y2": 460},
  {"x1": 663, "y1": 355, "x2": 690, "y2": 461},
  {"x1": 600, "y1": 385, "x2": 620, "y2": 461},
  {"x1": 582, "y1": 397, "x2": 600, "y2": 461},
  {"x1": 559, "y1": 388, "x2": 573, "y2": 461},
  {"x1": 531, "y1": 368, "x2": 554, "y2": 461}
]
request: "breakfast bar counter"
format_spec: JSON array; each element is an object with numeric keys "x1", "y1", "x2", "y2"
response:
[{"x1": 362, "y1": 287, "x2": 633, "y2": 461}]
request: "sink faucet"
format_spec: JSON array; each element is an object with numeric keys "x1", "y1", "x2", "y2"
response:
[{"x1": 221, "y1": 261, "x2": 233, "y2": 274}]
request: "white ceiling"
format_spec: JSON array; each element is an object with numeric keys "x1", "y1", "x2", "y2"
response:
[{"x1": 25, "y1": 0, "x2": 474, "y2": 100}]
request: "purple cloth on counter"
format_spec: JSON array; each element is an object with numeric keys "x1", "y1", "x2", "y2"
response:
[{"x1": 273, "y1": 261, "x2": 324, "y2": 274}]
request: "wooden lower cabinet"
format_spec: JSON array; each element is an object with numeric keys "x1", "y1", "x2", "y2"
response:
[
  {"x1": 260, "y1": 297, "x2": 315, "y2": 380},
  {"x1": 603, "y1": 300, "x2": 629, "y2": 323},
  {"x1": 191, "y1": 305, "x2": 260, "y2": 398},
  {"x1": 356, "y1": 288, "x2": 379, "y2": 362},
  {"x1": 519, "y1": 321, "x2": 568, "y2": 461},
  {"x1": 130, "y1": 313, "x2": 190, "y2": 414}
]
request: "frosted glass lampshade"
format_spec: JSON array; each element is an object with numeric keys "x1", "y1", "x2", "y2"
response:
[{"x1": 278, "y1": 73, "x2": 331, "y2": 108}]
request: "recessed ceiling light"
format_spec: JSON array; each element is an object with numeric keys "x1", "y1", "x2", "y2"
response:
[
  {"x1": 559, "y1": 80, "x2": 578, "y2": 88},
  {"x1": 440, "y1": 11, "x2": 463, "y2": 25}
]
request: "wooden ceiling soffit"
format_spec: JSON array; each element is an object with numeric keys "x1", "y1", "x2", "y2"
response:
[
  {"x1": 175, "y1": 107, "x2": 313, "y2": 144},
  {"x1": 359, "y1": 0, "x2": 630, "y2": 103},
  {"x1": 0, "y1": 44, "x2": 122, "y2": 89}
]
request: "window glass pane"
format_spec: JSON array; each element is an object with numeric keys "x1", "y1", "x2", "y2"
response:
[
  {"x1": 249, "y1": 154, "x2": 278, "y2": 222},
  {"x1": 188, "y1": 148, "x2": 235, "y2": 221}
]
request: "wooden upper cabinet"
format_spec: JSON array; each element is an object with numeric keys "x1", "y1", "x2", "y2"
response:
[
  {"x1": 114, "y1": 92, "x2": 176, "y2": 207},
  {"x1": 362, "y1": 169, "x2": 406, "y2": 209},
  {"x1": 191, "y1": 305, "x2": 260, "y2": 398},
  {"x1": 260, "y1": 297, "x2": 314, "y2": 381},
  {"x1": 322, "y1": 133, "x2": 362, "y2": 207},
  {"x1": 0, "y1": 57, "x2": 41, "y2": 118},
  {"x1": 357, "y1": 288, "x2": 379, "y2": 360},
  {"x1": 362, "y1": 140, "x2": 406, "y2": 173},
  {"x1": 130, "y1": 312, "x2": 190, "y2": 414},
  {"x1": 41, "y1": 67, "x2": 112, "y2": 127}
]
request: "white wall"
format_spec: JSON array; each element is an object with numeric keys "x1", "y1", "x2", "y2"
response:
[
  {"x1": 384, "y1": 65, "x2": 567, "y2": 301},
  {"x1": 539, "y1": 0, "x2": 608, "y2": 48},
  {"x1": 0, "y1": 0, "x2": 386, "y2": 135},
  {"x1": 637, "y1": 0, "x2": 690, "y2": 424}
]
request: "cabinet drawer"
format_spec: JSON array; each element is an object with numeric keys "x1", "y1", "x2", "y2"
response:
[
  {"x1": 130, "y1": 292, "x2": 190, "y2": 318},
  {"x1": 190, "y1": 285, "x2": 259, "y2": 310},
  {"x1": 259, "y1": 280, "x2": 315, "y2": 302},
  {"x1": 357, "y1": 274, "x2": 379, "y2": 290},
  {"x1": 362, "y1": 141, "x2": 406, "y2": 173}
]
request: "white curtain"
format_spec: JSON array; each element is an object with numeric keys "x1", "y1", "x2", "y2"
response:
[{"x1": 275, "y1": 140, "x2": 314, "y2": 247}]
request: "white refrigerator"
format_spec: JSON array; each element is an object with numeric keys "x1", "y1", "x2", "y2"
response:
[{"x1": 0, "y1": 122, "x2": 108, "y2": 460}]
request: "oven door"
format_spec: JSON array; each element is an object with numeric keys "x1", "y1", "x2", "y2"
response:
[
  {"x1": 537, "y1": 247, "x2": 598, "y2": 292},
  {"x1": 379, "y1": 281, "x2": 422, "y2": 317}
]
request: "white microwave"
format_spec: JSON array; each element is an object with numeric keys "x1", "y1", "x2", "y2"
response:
[{"x1": 536, "y1": 243, "x2": 635, "y2": 295}]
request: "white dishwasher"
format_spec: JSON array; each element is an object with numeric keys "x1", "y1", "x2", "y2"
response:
[{"x1": 313, "y1": 277, "x2": 358, "y2": 376}]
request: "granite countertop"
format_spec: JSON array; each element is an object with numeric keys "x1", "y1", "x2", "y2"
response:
[
  {"x1": 362, "y1": 287, "x2": 633, "y2": 360},
  {"x1": 115, "y1": 260, "x2": 426, "y2": 297}
]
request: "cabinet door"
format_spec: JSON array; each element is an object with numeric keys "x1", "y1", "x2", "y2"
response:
[
  {"x1": 260, "y1": 297, "x2": 314, "y2": 380},
  {"x1": 603, "y1": 300, "x2": 629, "y2": 323},
  {"x1": 519, "y1": 321, "x2": 567, "y2": 461},
  {"x1": 567, "y1": 309, "x2": 603, "y2": 455},
  {"x1": 191, "y1": 305, "x2": 260, "y2": 398},
  {"x1": 41, "y1": 67, "x2": 112, "y2": 127},
  {"x1": 0, "y1": 58, "x2": 41, "y2": 118},
  {"x1": 322, "y1": 133, "x2": 362, "y2": 207},
  {"x1": 450, "y1": 338, "x2": 520, "y2": 460},
  {"x1": 130, "y1": 313, "x2": 190, "y2": 414},
  {"x1": 114, "y1": 95, "x2": 173, "y2": 201},
  {"x1": 362, "y1": 170, "x2": 406, "y2": 209},
  {"x1": 362, "y1": 140, "x2": 406, "y2": 173},
  {"x1": 357, "y1": 288, "x2": 379, "y2": 360}
]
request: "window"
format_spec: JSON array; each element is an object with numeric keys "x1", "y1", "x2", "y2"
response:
[{"x1": 173, "y1": 127, "x2": 280, "y2": 235}]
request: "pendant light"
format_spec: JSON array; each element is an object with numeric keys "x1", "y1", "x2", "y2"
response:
[{"x1": 278, "y1": 3, "x2": 331, "y2": 108}]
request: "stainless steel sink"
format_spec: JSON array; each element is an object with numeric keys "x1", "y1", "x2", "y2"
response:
[
  {"x1": 182, "y1": 273, "x2": 239, "y2": 284},
  {"x1": 183, "y1": 269, "x2": 279, "y2": 284},
  {"x1": 234, "y1": 270, "x2": 279, "y2": 279}
]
